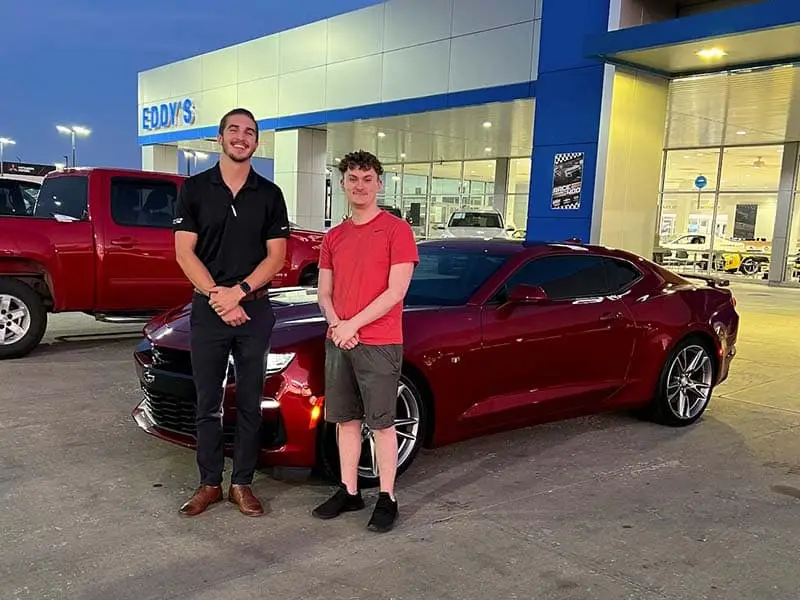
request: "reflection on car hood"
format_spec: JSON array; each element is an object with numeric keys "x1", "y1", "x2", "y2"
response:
[{"x1": 445, "y1": 227, "x2": 507, "y2": 239}]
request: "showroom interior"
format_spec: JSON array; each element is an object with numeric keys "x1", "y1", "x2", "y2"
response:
[{"x1": 137, "y1": 0, "x2": 800, "y2": 286}]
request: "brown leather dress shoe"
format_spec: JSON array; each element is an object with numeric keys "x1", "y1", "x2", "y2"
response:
[
  {"x1": 228, "y1": 484, "x2": 264, "y2": 517},
  {"x1": 179, "y1": 485, "x2": 223, "y2": 517}
]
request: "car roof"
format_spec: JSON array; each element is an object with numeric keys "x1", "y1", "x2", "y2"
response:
[
  {"x1": 417, "y1": 237, "x2": 645, "y2": 262},
  {"x1": 47, "y1": 167, "x2": 187, "y2": 179}
]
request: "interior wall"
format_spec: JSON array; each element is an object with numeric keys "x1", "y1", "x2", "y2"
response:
[{"x1": 594, "y1": 68, "x2": 669, "y2": 258}]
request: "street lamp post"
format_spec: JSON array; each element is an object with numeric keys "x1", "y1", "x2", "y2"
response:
[
  {"x1": 56, "y1": 125, "x2": 91, "y2": 167},
  {"x1": 0, "y1": 137, "x2": 16, "y2": 176}
]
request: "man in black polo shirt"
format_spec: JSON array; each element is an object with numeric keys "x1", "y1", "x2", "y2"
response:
[{"x1": 172, "y1": 107, "x2": 290, "y2": 518}]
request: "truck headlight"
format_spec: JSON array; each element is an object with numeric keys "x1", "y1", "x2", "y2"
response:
[{"x1": 265, "y1": 352, "x2": 295, "y2": 376}]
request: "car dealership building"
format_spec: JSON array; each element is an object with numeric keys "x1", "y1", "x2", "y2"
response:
[{"x1": 137, "y1": 0, "x2": 800, "y2": 286}]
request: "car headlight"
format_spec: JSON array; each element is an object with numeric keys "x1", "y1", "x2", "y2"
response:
[{"x1": 265, "y1": 352, "x2": 295, "y2": 376}]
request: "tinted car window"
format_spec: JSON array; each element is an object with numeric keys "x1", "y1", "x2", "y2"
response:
[
  {"x1": 604, "y1": 258, "x2": 642, "y2": 293},
  {"x1": 0, "y1": 180, "x2": 41, "y2": 216},
  {"x1": 406, "y1": 247, "x2": 509, "y2": 306},
  {"x1": 448, "y1": 212, "x2": 503, "y2": 229},
  {"x1": 33, "y1": 175, "x2": 88, "y2": 220},
  {"x1": 498, "y1": 254, "x2": 610, "y2": 301},
  {"x1": 110, "y1": 178, "x2": 177, "y2": 228}
]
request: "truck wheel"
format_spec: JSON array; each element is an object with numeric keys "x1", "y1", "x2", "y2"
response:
[
  {"x1": 739, "y1": 257, "x2": 760, "y2": 276},
  {"x1": 0, "y1": 279, "x2": 47, "y2": 360},
  {"x1": 299, "y1": 265, "x2": 319, "y2": 287}
]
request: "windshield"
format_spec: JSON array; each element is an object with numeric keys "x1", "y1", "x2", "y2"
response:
[
  {"x1": 33, "y1": 175, "x2": 88, "y2": 220},
  {"x1": 405, "y1": 246, "x2": 510, "y2": 306},
  {"x1": 448, "y1": 211, "x2": 503, "y2": 229}
]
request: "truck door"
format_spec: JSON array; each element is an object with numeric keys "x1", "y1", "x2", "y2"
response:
[{"x1": 96, "y1": 174, "x2": 191, "y2": 312}]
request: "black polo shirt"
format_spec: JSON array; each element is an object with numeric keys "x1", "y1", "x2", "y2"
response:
[{"x1": 172, "y1": 162, "x2": 290, "y2": 287}]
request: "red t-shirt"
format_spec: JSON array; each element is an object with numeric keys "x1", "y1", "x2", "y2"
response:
[{"x1": 319, "y1": 210, "x2": 419, "y2": 345}]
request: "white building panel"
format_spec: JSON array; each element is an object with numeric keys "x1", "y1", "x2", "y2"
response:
[
  {"x1": 200, "y1": 86, "x2": 239, "y2": 125},
  {"x1": 327, "y1": 4, "x2": 385, "y2": 64},
  {"x1": 449, "y1": 23, "x2": 534, "y2": 92},
  {"x1": 202, "y1": 48, "x2": 238, "y2": 90},
  {"x1": 278, "y1": 20, "x2": 328, "y2": 74},
  {"x1": 137, "y1": 0, "x2": 543, "y2": 137},
  {"x1": 279, "y1": 67, "x2": 327, "y2": 116},
  {"x1": 382, "y1": 0, "x2": 453, "y2": 52},
  {"x1": 237, "y1": 35, "x2": 279, "y2": 84},
  {"x1": 327, "y1": 55, "x2": 383, "y2": 110},
  {"x1": 451, "y1": 0, "x2": 538, "y2": 37},
  {"x1": 382, "y1": 40, "x2": 451, "y2": 102},
  {"x1": 237, "y1": 77, "x2": 279, "y2": 120}
]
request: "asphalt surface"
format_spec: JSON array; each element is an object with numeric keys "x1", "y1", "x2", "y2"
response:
[{"x1": 2, "y1": 282, "x2": 800, "y2": 600}]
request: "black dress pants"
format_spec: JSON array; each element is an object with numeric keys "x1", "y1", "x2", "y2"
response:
[{"x1": 189, "y1": 292, "x2": 275, "y2": 486}]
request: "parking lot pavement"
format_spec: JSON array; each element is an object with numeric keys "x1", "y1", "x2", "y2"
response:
[{"x1": 2, "y1": 284, "x2": 799, "y2": 600}]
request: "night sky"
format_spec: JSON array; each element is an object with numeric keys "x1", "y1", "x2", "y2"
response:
[{"x1": 1, "y1": 0, "x2": 382, "y2": 172}]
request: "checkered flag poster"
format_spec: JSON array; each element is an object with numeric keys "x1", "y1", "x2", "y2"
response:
[{"x1": 551, "y1": 151, "x2": 584, "y2": 210}]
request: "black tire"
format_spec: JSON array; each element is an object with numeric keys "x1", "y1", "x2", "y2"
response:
[
  {"x1": 739, "y1": 257, "x2": 759, "y2": 276},
  {"x1": 0, "y1": 278, "x2": 47, "y2": 360},
  {"x1": 646, "y1": 336, "x2": 717, "y2": 427},
  {"x1": 318, "y1": 373, "x2": 428, "y2": 488},
  {"x1": 299, "y1": 265, "x2": 319, "y2": 287}
]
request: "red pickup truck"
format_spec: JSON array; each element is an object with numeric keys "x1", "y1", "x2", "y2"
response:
[{"x1": 0, "y1": 167, "x2": 323, "y2": 359}]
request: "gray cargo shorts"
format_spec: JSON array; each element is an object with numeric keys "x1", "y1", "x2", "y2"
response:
[{"x1": 323, "y1": 338, "x2": 402, "y2": 430}]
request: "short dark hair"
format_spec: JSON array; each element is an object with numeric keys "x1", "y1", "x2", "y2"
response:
[
  {"x1": 337, "y1": 150, "x2": 384, "y2": 177},
  {"x1": 218, "y1": 108, "x2": 259, "y2": 141}
]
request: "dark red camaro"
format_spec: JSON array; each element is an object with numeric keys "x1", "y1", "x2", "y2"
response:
[{"x1": 132, "y1": 239, "x2": 739, "y2": 487}]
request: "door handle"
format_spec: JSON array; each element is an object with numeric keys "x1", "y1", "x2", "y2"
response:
[
  {"x1": 599, "y1": 311, "x2": 623, "y2": 322},
  {"x1": 110, "y1": 237, "x2": 137, "y2": 248}
]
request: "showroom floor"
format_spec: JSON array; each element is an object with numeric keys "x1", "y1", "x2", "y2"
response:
[{"x1": 2, "y1": 283, "x2": 799, "y2": 600}]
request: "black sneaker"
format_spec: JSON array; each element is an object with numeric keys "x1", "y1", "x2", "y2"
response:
[
  {"x1": 312, "y1": 484, "x2": 365, "y2": 519},
  {"x1": 367, "y1": 492, "x2": 398, "y2": 532}
]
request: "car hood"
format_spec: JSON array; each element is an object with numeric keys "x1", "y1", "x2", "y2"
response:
[{"x1": 143, "y1": 291, "x2": 327, "y2": 350}]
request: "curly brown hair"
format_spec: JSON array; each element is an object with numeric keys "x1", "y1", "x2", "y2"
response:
[{"x1": 337, "y1": 150, "x2": 384, "y2": 176}]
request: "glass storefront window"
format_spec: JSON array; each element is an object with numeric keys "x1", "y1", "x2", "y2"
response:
[
  {"x1": 786, "y1": 192, "x2": 800, "y2": 283},
  {"x1": 719, "y1": 146, "x2": 783, "y2": 192},
  {"x1": 662, "y1": 149, "x2": 721, "y2": 192}
]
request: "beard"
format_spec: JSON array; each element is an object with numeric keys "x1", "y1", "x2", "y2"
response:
[{"x1": 222, "y1": 140, "x2": 255, "y2": 163}]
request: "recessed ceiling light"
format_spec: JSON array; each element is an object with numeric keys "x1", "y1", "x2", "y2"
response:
[
  {"x1": 697, "y1": 47, "x2": 727, "y2": 59},
  {"x1": 485, "y1": 147, "x2": 492, "y2": 152},
  {"x1": 736, "y1": 130, "x2": 747, "y2": 135},
  {"x1": 377, "y1": 131, "x2": 386, "y2": 138},
  {"x1": 333, "y1": 157, "x2": 340, "y2": 161},
  {"x1": 482, "y1": 121, "x2": 492, "y2": 128},
  {"x1": 400, "y1": 152, "x2": 406, "y2": 158}
]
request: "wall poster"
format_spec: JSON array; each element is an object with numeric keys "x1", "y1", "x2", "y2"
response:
[{"x1": 551, "y1": 152, "x2": 584, "y2": 210}]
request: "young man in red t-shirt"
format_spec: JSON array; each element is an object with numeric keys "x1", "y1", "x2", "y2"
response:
[{"x1": 312, "y1": 150, "x2": 419, "y2": 532}]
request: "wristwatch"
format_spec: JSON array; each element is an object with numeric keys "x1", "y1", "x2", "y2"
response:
[{"x1": 238, "y1": 281, "x2": 251, "y2": 295}]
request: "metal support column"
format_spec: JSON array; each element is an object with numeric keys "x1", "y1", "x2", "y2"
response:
[{"x1": 768, "y1": 141, "x2": 800, "y2": 283}]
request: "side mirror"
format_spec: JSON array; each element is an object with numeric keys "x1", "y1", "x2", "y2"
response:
[
  {"x1": 507, "y1": 283, "x2": 548, "y2": 304},
  {"x1": 435, "y1": 224, "x2": 446, "y2": 230}
]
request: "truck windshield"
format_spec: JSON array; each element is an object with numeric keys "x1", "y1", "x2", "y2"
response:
[
  {"x1": 448, "y1": 212, "x2": 503, "y2": 229},
  {"x1": 33, "y1": 175, "x2": 89, "y2": 220}
]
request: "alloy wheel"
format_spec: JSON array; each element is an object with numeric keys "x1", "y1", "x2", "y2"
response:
[
  {"x1": 665, "y1": 344, "x2": 713, "y2": 420},
  {"x1": 358, "y1": 382, "x2": 421, "y2": 480},
  {"x1": 0, "y1": 294, "x2": 31, "y2": 346}
]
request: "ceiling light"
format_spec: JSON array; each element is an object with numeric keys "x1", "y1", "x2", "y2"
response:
[
  {"x1": 333, "y1": 157, "x2": 340, "y2": 161},
  {"x1": 696, "y1": 47, "x2": 727, "y2": 59},
  {"x1": 400, "y1": 152, "x2": 406, "y2": 158},
  {"x1": 485, "y1": 147, "x2": 492, "y2": 153},
  {"x1": 377, "y1": 131, "x2": 386, "y2": 138},
  {"x1": 736, "y1": 130, "x2": 747, "y2": 135},
  {"x1": 482, "y1": 121, "x2": 492, "y2": 128}
]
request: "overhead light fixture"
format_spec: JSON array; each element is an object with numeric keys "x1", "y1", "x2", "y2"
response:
[
  {"x1": 696, "y1": 47, "x2": 727, "y2": 59},
  {"x1": 736, "y1": 130, "x2": 747, "y2": 135},
  {"x1": 400, "y1": 152, "x2": 406, "y2": 158},
  {"x1": 485, "y1": 147, "x2": 492, "y2": 153},
  {"x1": 333, "y1": 156, "x2": 340, "y2": 161},
  {"x1": 482, "y1": 121, "x2": 492, "y2": 128},
  {"x1": 377, "y1": 131, "x2": 386, "y2": 138}
]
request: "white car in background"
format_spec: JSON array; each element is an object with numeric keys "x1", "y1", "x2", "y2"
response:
[{"x1": 436, "y1": 209, "x2": 513, "y2": 239}]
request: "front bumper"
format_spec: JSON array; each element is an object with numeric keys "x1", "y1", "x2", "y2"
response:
[{"x1": 132, "y1": 342, "x2": 322, "y2": 469}]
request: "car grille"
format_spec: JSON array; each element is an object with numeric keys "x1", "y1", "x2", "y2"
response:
[
  {"x1": 150, "y1": 345, "x2": 193, "y2": 376},
  {"x1": 141, "y1": 387, "x2": 284, "y2": 448}
]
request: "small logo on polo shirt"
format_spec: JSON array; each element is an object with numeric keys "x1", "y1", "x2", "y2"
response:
[{"x1": 173, "y1": 217, "x2": 183, "y2": 224}]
